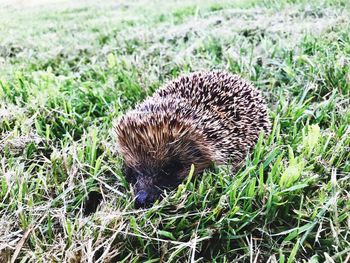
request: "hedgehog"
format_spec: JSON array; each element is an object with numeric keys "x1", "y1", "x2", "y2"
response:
[{"x1": 114, "y1": 71, "x2": 271, "y2": 208}]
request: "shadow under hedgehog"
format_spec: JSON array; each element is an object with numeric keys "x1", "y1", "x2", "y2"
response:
[{"x1": 114, "y1": 71, "x2": 271, "y2": 208}]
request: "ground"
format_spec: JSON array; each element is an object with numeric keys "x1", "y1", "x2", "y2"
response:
[{"x1": 0, "y1": 0, "x2": 349, "y2": 262}]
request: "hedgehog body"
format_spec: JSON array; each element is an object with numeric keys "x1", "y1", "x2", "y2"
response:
[{"x1": 115, "y1": 71, "x2": 270, "y2": 207}]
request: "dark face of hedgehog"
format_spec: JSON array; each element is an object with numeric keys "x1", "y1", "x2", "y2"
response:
[
  {"x1": 115, "y1": 114, "x2": 218, "y2": 208},
  {"x1": 122, "y1": 160, "x2": 185, "y2": 208}
]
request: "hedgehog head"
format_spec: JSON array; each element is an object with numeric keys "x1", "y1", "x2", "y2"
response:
[{"x1": 114, "y1": 111, "x2": 218, "y2": 208}]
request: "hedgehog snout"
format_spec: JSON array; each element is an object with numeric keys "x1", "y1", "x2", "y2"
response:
[
  {"x1": 134, "y1": 178, "x2": 160, "y2": 208},
  {"x1": 135, "y1": 189, "x2": 158, "y2": 208},
  {"x1": 135, "y1": 190, "x2": 149, "y2": 207}
]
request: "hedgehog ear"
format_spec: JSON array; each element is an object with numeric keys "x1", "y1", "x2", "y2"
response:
[{"x1": 163, "y1": 158, "x2": 183, "y2": 174}]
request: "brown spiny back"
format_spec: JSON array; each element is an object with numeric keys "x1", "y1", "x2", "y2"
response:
[{"x1": 115, "y1": 71, "x2": 270, "y2": 175}]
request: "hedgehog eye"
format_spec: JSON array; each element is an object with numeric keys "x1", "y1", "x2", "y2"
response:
[{"x1": 122, "y1": 164, "x2": 137, "y2": 184}]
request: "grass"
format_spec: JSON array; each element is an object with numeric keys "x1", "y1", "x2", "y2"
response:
[{"x1": 0, "y1": 0, "x2": 349, "y2": 262}]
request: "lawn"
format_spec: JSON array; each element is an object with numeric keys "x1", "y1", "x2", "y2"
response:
[{"x1": 0, "y1": 0, "x2": 349, "y2": 262}]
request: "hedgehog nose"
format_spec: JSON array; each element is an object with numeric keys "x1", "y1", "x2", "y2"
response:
[{"x1": 135, "y1": 191, "x2": 148, "y2": 208}]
